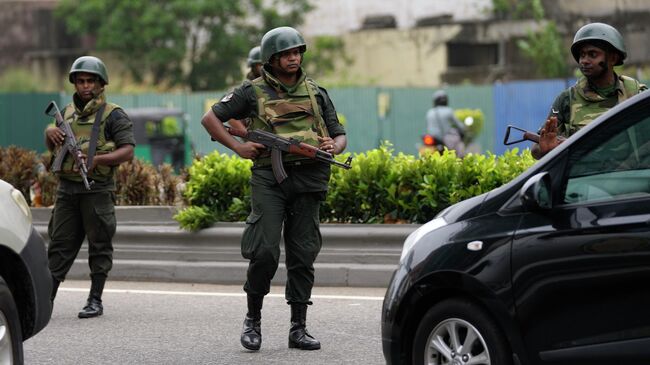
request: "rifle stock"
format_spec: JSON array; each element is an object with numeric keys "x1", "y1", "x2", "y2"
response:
[
  {"x1": 45, "y1": 101, "x2": 94, "y2": 190},
  {"x1": 503, "y1": 125, "x2": 540, "y2": 145},
  {"x1": 225, "y1": 127, "x2": 352, "y2": 184}
]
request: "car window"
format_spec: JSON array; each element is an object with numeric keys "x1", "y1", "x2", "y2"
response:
[{"x1": 564, "y1": 104, "x2": 650, "y2": 204}]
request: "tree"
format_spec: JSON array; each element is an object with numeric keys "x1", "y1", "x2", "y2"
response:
[
  {"x1": 492, "y1": 0, "x2": 568, "y2": 78},
  {"x1": 303, "y1": 35, "x2": 349, "y2": 80},
  {"x1": 517, "y1": 21, "x2": 568, "y2": 78},
  {"x1": 0, "y1": 68, "x2": 41, "y2": 92},
  {"x1": 56, "y1": 0, "x2": 313, "y2": 91}
]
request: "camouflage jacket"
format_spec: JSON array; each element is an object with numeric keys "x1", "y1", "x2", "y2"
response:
[
  {"x1": 546, "y1": 74, "x2": 647, "y2": 137},
  {"x1": 54, "y1": 92, "x2": 118, "y2": 182},
  {"x1": 212, "y1": 67, "x2": 346, "y2": 167}
]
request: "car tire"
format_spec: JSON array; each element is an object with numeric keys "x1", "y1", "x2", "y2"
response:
[
  {"x1": 412, "y1": 298, "x2": 511, "y2": 365},
  {"x1": 0, "y1": 277, "x2": 23, "y2": 365}
]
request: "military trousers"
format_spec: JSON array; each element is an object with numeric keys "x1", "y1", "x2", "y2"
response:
[
  {"x1": 241, "y1": 178, "x2": 324, "y2": 304},
  {"x1": 48, "y1": 190, "x2": 116, "y2": 281}
]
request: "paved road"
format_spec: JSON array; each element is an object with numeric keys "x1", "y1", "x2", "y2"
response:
[{"x1": 24, "y1": 281, "x2": 387, "y2": 365}]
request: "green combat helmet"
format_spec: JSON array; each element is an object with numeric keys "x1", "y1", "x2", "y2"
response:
[
  {"x1": 571, "y1": 22, "x2": 627, "y2": 66},
  {"x1": 69, "y1": 56, "x2": 109, "y2": 85},
  {"x1": 247, "y1": 46, "x2": 262, "y2": 67},
  {"x1": 260, "y1": 26, "x2": 306, "y2": 63}
]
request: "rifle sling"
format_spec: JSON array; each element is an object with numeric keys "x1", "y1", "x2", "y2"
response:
[
  {"x1": 305, "y1": 80, "x2": 329, "y2": 138},
  {"x1": 86, "y1": 103, "x2": 106, "y2": 170}
]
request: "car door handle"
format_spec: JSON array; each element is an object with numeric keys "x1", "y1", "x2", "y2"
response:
[{"x1": 467, "y1": 241, "x2": 483, "y2": 251}]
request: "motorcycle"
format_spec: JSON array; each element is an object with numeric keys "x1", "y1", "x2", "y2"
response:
[{"x1": 417, "y1": 133, "x2": 445, "y2": 155}]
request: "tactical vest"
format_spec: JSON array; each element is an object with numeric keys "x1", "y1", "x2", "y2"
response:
[
  {"x1": 567, "y1": 75, "x2": 642, "y2": 135},
  {"x1": 249, "y1": 70, "x2": 329, "y2": 165},
  {"x1": 54, "y1": 103, "x2": 119, "y2": 182}
]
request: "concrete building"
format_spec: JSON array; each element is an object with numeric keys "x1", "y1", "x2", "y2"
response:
[
  {"x1": 300, "y1": 0, "x2": 491, "y2": 36},
  {"x1": 1, "y1": 0, "x2": 649, "y2": 89},
  {"x1": 0, "y1": 0, "x2": 86, "y2": 90},
  {"x1": 304, "y1": 0, "x2": 650, "y2": 86}
]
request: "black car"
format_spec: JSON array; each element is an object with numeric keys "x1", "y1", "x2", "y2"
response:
[{"x1": 382, "y1": 90, "x2": 650, "y2": 365}]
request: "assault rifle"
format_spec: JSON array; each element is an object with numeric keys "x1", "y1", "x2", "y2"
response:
[
  {"x1": 226, "y1": 127, "x2": 352, "y2": 184},
  {"x1": 503, "y1": 125, "x2": 540, "y2": 145},
  {"x1": 45, "y1": 101, "x2": 94, "y2": 190}
]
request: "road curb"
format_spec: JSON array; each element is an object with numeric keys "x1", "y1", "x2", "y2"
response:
[{"x1": 32, "y1": 206, "x2": 419, "y2": 288}]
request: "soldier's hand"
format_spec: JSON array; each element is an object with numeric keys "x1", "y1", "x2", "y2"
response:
[
  {"x1": 235, "y1": 141, "x2": 265, "y2": 160},
  {"x1": 72, "y1": 152, "x2": 89, "y2": 173},
  {"x1": 45, "y1": 126, "x2": 66, "y2": 146},
  {"x1": 78, "y1": 153, "x2": 98, "y2": 172},
  {"x1": 318, "y1": 136, "x2": 338, "y2": 155},
  {"x1": 539, "y1": 116, "x2": 563, "y2": 155}
]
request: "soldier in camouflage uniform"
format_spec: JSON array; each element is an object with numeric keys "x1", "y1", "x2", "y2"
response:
[
  {"x1": 246, "y1": 46, "x2": 263, "y2": 81},
  {"x1": 228, "y1": 46, "x2": 264, "y2": 131},
  {"x1": 201, "y1": 26, "x2": 347, "y2": 351},
  {"x1": 533, "y1": 22, "x2": 647, "y2": 159},
  {"x1": 44, "y1": 56, "x2": 135, "y2": 318}
]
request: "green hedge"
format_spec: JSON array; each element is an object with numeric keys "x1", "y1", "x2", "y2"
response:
[
  {"x1": 174, "y1": 144, "x2": 535, "y2": 230},
  {"x1": 0, "y1": 146, "x2": 184, "y2": 207}
]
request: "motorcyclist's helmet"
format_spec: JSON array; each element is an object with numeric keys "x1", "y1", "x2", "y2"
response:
[
  {"x1": 571, "y1": 22, "x2": 626, "y2": 66},
  {"x1": 433, "y1": 90, "x2": 448, "y2": 106}
]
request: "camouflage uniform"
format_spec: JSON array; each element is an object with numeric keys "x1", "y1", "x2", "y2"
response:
[
  {"x1": 211, "y1": 65, "x2": 345, "y2": 303},
  {"x1": 546, "y1": 75, "x2": 647, "y2": 137}
]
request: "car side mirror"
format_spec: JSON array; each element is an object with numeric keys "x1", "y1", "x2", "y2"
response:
[{"x1": 520, "y1": 172, "x2": 552, "y2": 211}]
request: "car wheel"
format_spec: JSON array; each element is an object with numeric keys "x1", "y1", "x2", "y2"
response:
[
  {"x1": 412, "y1": 298, "x2": 511, "y2": 365},
  {"x1": 0, "y1": 277, "x2": 23, "y2": 365}
]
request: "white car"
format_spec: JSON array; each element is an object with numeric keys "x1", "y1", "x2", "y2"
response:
[{"x1": 0, "y1": 179, "x2": 52, "y2": 364}]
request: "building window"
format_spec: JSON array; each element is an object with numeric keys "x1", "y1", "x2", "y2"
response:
[{"x1": 447, "y1": 42, "x2": 498, "y2": 67}]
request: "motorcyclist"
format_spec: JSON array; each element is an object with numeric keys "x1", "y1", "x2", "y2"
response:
[{"x1": 425, "y1": 90, "x2": 466, "y2": 156}]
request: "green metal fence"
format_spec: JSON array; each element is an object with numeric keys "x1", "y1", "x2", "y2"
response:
[
  {"x1": 0, "y1": 87, "x2": 495, "y2": 159},
  {"x1": 0, "y1": 92, "x2": 59, "y2": 153}
]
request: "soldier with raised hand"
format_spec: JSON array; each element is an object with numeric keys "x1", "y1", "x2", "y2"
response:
[
  {"x1": 201, "y1": 26, "x2": 347, "y2": 351},
  {"x1": 44, "y1": 56, "x2": 135, "y2": 318},
  {"x1": 532, "y1": 22, "x2": 647, "y2": 159}
]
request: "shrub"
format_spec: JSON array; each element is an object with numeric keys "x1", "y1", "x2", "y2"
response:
[
  {"x1": 174, "y1": 151, "x2": 252, "y2": 230},
  {"x1": 115, "y1": 158, "x2": 184, "y2": 206},
  {"x1": 115, "y1": 158, "x2": 160, "y2": 205},
  {"x1": 0, "y1": 146, "x2": 39, "y2": 205},
  {"x1": 35, "y1": 153, "x2": 58, "y2": 207},
  {"x1": 454, "y1": 108, "x2": 485, "y2": 143},
  {"x1": 0, "y1": 147, "x2": 184, "y2": 207},
  {"x1": 174, "y1": 144, "x2": 536, "y2": 229},
  {"x1": 174, "y1": 205, "x2": 215, "y2": 231}
]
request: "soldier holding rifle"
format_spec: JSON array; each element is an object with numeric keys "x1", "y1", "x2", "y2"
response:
[
  {"x1": 532, "y1": 22, "x2": 646, "y2": 159},
  {"x1": 44, "y1": 56, "x2": 135, "y2": 318},
  {"x1": 202, "y1": 26, "x2": 347, "y2": 352}
]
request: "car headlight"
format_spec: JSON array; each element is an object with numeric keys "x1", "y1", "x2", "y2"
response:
[
  {"x1": 11, "y1": 188, "x2": 32, "y2": 222},
  {"x1": 400, "y1": 217, "x2": 447, "y2": 263}
]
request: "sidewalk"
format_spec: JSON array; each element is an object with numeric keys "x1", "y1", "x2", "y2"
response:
[{"x1": 32, "y1": 206, "x2": 419, "y2": 288}]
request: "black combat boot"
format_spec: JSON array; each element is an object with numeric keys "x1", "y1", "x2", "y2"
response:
[
  {"x1": 78, "y1": 275, "x2": 105, "y2": 319},
  {"x1": 240, "y1": 295, "x2": 263, "y2": 351},
  {"x1": 288, "y1": 303, "x2": 321, "y2": 350},
  {"x1": 50, "y1": 276, "x2": 60, "y2": 303}
]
